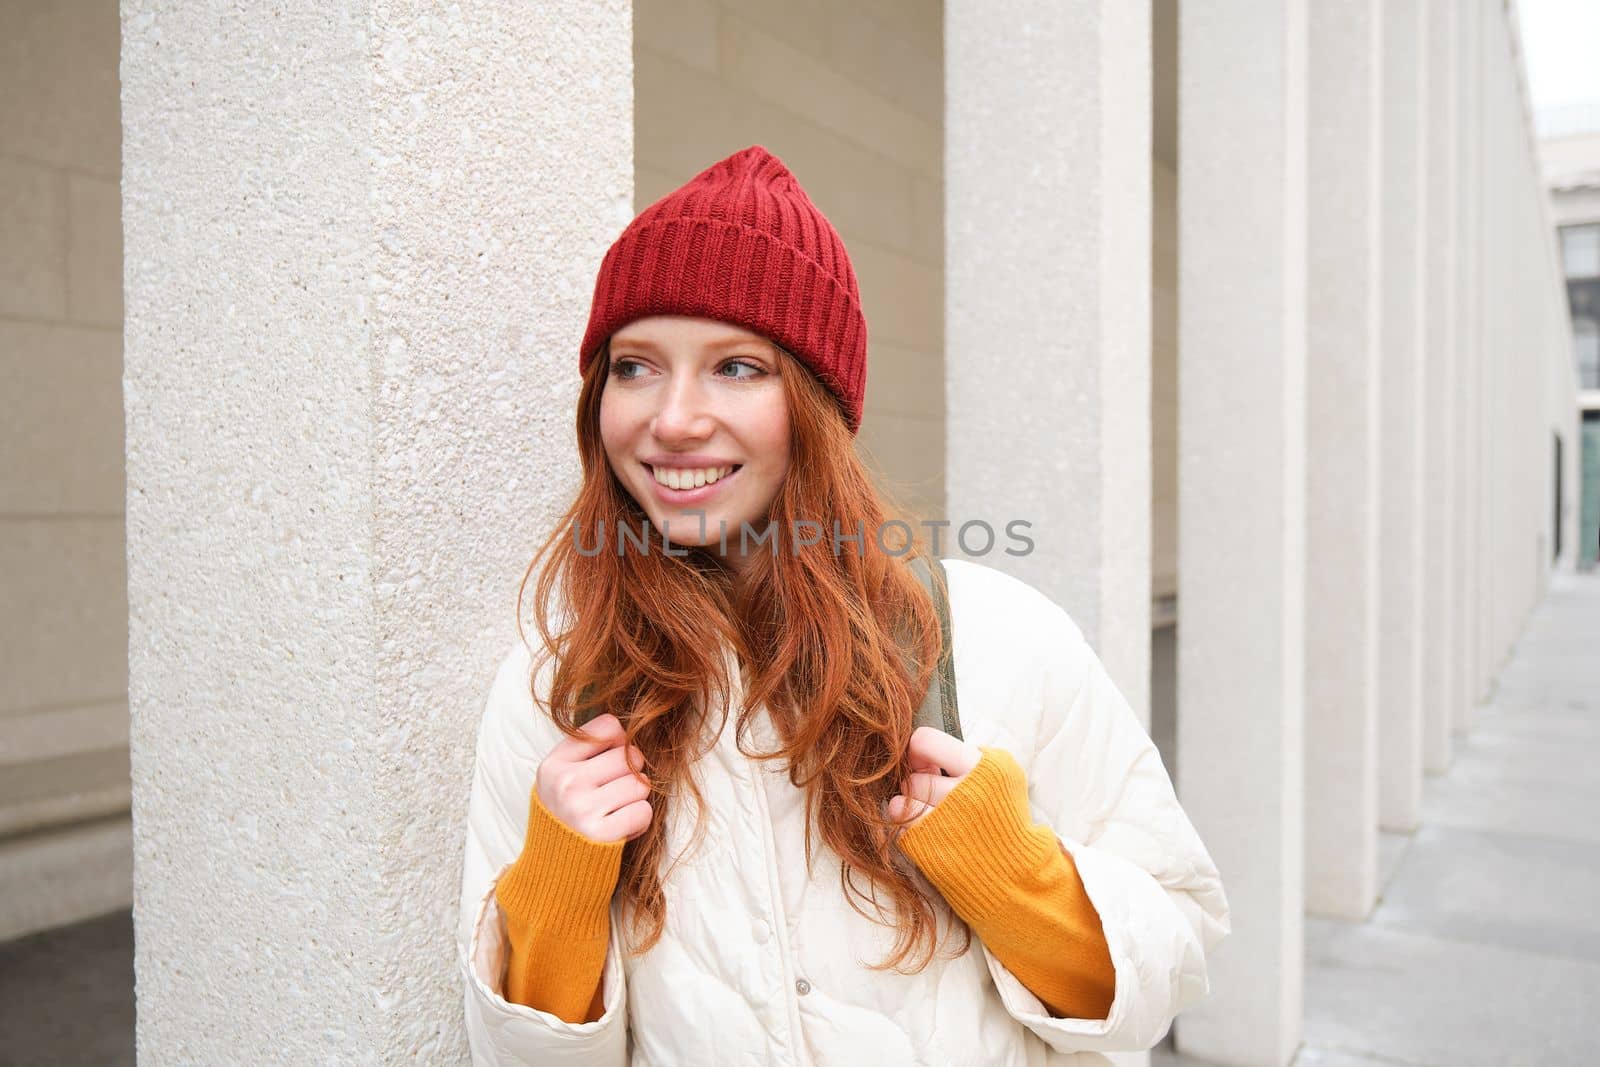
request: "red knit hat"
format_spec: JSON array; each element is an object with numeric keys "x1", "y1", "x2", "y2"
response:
[{"x1": 579, "y1": 145, "x2": 868, "y2": 435}]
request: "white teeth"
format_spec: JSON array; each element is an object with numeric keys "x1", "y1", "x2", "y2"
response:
[{"x1": 651, "y1": 464, "x2": 735, "y2": 490}]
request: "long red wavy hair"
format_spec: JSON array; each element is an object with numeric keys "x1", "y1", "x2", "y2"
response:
[{"x1": 515, "y1": 335, "x2": 972, "y2": 973}]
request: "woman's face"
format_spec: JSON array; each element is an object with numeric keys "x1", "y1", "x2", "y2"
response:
[{"x1": 599, "y1": 315, "x2": 791, "y2": 566}]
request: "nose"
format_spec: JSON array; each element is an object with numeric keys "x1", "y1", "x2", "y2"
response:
[{"x1": 652, "y1": 371, "x2": 715, "y2": 442}]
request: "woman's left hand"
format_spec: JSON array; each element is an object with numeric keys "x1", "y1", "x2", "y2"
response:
[{"x1": 886, "y1": 726, "x2": 984, "y2": 830}]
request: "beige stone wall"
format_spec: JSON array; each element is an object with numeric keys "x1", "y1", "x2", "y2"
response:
[
  {"x1": 633, "y1": 0, "x2": 946, "y2": 522},
  {"x1": 0, "y1": 0, "x2": 132, "y2": 939}
]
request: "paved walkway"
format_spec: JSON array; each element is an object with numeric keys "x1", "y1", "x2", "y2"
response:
[
  {"x1": 1157, "y1": 570, "x2": 1600, "y2": 1066},
  {"x1": 0, "y1": 906, "x2": 132, "y2": 1066}
]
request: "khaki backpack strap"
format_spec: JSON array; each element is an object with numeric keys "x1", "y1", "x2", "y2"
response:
[
  {"x1": 574, "y1": 682, "x2": 602, "y2": 728},
  {"x1": 907, "y1": 554, "x2": 963, "y2": 741}
]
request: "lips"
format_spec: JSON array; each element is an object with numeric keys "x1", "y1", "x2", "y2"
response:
[{"x1": 642, "y1": 462, "x2": 743, "y2": 505}]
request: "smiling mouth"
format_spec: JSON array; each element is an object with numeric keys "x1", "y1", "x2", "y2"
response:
[{"x1": 643, "y1": 463, "x2": 744, "y2": 492}]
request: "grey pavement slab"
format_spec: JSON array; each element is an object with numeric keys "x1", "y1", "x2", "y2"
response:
[
  {"x1": 1302, "y1": 915, "x2": 1600, "y2": 1067},
  {"x1": 1371, "y1": 822, "x2": 1600, "y2": 963},
  {"x1": 1164, "y1": 572, "x2": 1600, "y2": 1066},
  {"x1": 1156, "y1": 1041, "x2": 1433, "y2": 1066}
]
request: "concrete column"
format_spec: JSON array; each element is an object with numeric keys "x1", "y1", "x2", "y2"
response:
[
  {"x1": 1422, "y1": 0, "x2": 1458, "y2": 773},
  {"x1": 1378, "y1": 1, "x2": 1428, "y2": 833},
  {"x1": 945, "y1": 1, "x2": 1152, "y2": 713},
  {"x1": 120, "y1": 2, "x2": 630, "y2": 1059},
  {"x1": 1304, "y1": 0, "x2": 1382, "y2": 921},
  {"x1": 1477, "y1": 0, "x2": 1501, "y2": 709},
  {"x1": 1174, "y1": 2, "x2": 1307, "y2": 1063},
  {"x1": 1454, "y1": 0, "x2": 1482, "y2": 731}
]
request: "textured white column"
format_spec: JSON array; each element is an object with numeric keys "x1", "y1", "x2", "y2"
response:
[
  {"x1": 1377, "y1": 0, "x2": 1427, "y2": 833},
  {"x1": 1454, "y1": 0, "x2": 1482, "y2": 730},
  {"x1": 1422, "y1": 0, "x2": 1458, "y2": 774},
  {"x1": 1304, "y1": 0, "x2": 1382, "y2": 921},
  {"x1": 1174, "y1": 2, "x2": 1307, "y2": 1062},
  {"x1": 1477, "y1": 0, "x2": 1500, "y2": 712},
  {"x1": 1488, "y1": 5, "x2": 1515, "y2": 675},
  {"x1": 1478, "y1": 0, "x2": 1497, "y2": 706},
  {"x1": 120, "y1": 2, "x2": 630, "y2": 1060},
  {"x1": 945, "y1": 1, "x2": 1152, "y2": 712}
]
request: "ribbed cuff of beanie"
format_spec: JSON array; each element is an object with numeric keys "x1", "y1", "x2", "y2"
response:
[
  {"x1": 493, "y1": 784, "x2": 626, "y2": 1020},
  {"x1": 895, "y1": 745, "x2": 1117, "y2": 1019}
]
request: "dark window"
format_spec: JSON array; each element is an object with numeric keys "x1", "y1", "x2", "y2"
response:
[
  {"x1": 1566, "y1": 269, "x2": 1600, "y2": 388},
  {"x1": 1583, "y1": 411, "x2": 1600, "y2": 567},
  {"x1": 1554, "y1": 431, "x2": 1564, "y2": 561}
]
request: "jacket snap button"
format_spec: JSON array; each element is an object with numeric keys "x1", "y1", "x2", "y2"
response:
[{"x1": 794, "y1": 977, "x2": 811, "y2": 995}]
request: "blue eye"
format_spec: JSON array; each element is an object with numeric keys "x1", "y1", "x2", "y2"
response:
[
  {"x1": 719, "y1": 359, "x2": 765, "y2": 380},
  {"x1": 608, "y1": 357, "x2": 765, "y2": 381}
]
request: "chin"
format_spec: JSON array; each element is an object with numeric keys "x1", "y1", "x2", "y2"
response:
[{"x1": 661, "y1": 518, "x2": 729, "y2": 547}]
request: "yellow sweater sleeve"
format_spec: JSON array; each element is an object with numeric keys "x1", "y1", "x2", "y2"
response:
[
  {"x1": 493, "y1": 782, "x2": 627, "y2": 1024},
  {"x1": 895, "y1": 745, "x2": 1117, "y2": 1021}
]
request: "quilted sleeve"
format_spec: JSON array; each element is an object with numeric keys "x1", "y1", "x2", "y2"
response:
[
  {"x1": 457, "y1": 641, "x2": 630, "y2": 1066},
  {"x1": 978, "y1": 602, "x2": 1231, "y2": 1054}
]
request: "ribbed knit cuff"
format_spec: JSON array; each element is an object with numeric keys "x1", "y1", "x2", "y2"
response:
[
  {"x1": 895, "y1": 746, "x2": 1059, "y2": 926},
  {"x1": 494, "y1": 785, "x2": 627, "y2": 941}
]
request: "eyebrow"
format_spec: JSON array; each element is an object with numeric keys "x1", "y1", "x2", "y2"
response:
[{"x1": 609, "y1": 336, "x2": 771, "y2": 354}]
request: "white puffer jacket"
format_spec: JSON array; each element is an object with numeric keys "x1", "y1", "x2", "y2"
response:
[{"x1": 457, "y1": 557, "x2": 1230, "y2": 1066}]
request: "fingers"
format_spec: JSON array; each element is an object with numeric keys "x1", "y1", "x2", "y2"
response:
[
  {"x1": 600, "y1": 797, "x2": 655, "y2": 843},
  {"x1": 563, "y1": 711, "x2": 629, "y2": 761},
  {"x1": 593, "y1": 762, "x2": 653, "y2": 816},
  {"x1": 547, "y1": 710, "x2": 627, "y2": 767},
  {"x1": 558, "y1": 715, "x2": 648, "y2": 778},
  {"x1": 578, "y1": 741, "x2": 650, "y2": 789},
  {"x1": 906, "y1": 725, "x2": 982, "y2": 778},
  {"x1": 886, "y1": 759, "x2": 966, "y2": 836},
  {"x1": 584, "y1": 741, "x2": 653, "y2": 842},
  {"x1": 900, "y1": 769, "x2": 955, "y2": 809},
  {"x1": 886, "y1": 793, "x2": 934, "y2": 832}
]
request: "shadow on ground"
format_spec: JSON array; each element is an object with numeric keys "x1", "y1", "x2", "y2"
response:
[{"x1": 1, "y1": 908, "x2": 133, "y2": 1067}]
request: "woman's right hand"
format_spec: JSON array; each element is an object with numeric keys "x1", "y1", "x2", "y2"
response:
[{"x1": 535, "y1": 712, "x2": 654, "y2": 845}]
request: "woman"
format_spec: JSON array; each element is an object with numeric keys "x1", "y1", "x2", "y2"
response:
[{"x1": 458, "y1": 145, "x2": 1230, "y2": 1066}]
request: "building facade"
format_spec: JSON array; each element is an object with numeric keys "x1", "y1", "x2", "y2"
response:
[{"x1": 1542, "y1": 122, "x2": 1600, "y2": 568}]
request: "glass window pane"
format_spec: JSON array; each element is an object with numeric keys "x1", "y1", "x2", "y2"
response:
[
  {"x1": 1577, "y1": 318, "x2": 1600, "y2": 390},
  {"x1": 1563, "y1": 225, "x2": 1600, "y2": 279}
]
